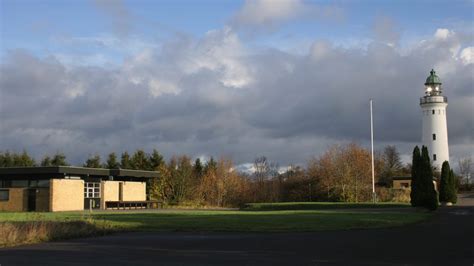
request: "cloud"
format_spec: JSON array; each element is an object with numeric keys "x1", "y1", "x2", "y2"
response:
[
  {"x1": 93, "y1": 0, "x2": 132, "y2": 38},
  {"x1": 230, "y1": 0, "x2": 343, "y2": 32},
  {"x1": 1, "y1": 28, "x2": 473, "y2": 166},
  {"x1": 373, "y1": 16, "x2": 400, "y2": 46}
]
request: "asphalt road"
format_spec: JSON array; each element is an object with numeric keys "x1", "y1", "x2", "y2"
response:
[{"x1": 1, "y1": 201, "x2": 473, "y2": 265}]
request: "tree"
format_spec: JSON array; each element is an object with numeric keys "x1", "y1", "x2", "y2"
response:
[
  {"x1": 380, "y1": 145, "x2": 403, "y2": 186},
  {"x1": 106, "y1": 153, "x2": 120, "y2": 169},
  {"x1": 447, "y1": 169, "x2": 458, "y2": 204},
  {"x1": 149, "y1": 149, "x2": 164, "y2": 170},
  {"x1": 439, "y1": 161, "x2": 450, "y2": 203},
  {"x1": 131, "y1": 150, "x2": 150, "y2": 170},
  {"x1": 0, "y1": 150, "x2": 35, "y2": 167},
  {"x1": 193, "y1": 158, "x2": 203, "y2": 179},
  {"x1": 51, "y1": 153, "x2": 68, "y2": 166},
  {"x1": 419, "y1": 146, "x2": 438, "y2": 210},
  {"x1": 120, "y1": 152, "x2": 132, "y2": 169},
  {"x1": 83, "y1": 154, "x2": 102, "y2": 168},
  {"x1": 410, "y1": 146, "x2": 421, "y2": 207},
  {"x1": 458, "y1": 157, "x2": 472, "y2": 186},
  {"x1": 40, "y1": 156, "x2": 52, "y2": 166}
]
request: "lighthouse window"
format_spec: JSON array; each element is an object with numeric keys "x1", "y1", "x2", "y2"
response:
[
  {"x1": 433, "y1": 134, "x2": 436, "y2": 140},
  {"x1": 433, "y1": 154, "x2": 437, "y2": 161},
  {"x1": 432, "y1": 110, "x2": 435, "y2": 115}
]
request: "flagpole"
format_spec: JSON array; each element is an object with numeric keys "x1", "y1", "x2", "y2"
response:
[{"x1": 370, "y1": 99, "x2": 376, "y2": 203}]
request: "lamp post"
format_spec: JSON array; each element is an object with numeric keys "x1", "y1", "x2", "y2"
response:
[{"x1": 370, "y1": 99, "x2": 376, "y2": 203}]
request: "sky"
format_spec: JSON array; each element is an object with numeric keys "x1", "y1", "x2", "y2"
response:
[{"x1": 0, "y1": 0, "x2": 473, "y2": 169}]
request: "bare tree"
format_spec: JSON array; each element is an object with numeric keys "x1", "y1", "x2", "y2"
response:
[{"x1": 458, "y1": 157, "x2": 472, "y2": 185}]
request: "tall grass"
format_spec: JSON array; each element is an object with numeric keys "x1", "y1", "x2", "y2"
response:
[{"x1": 0, "y1": 219, "x2": 115, "y2": 248}]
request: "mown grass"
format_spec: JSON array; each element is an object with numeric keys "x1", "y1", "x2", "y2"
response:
[
  {"x1": 0, "y1": 202, "x2": 430, "y2": 247},
  {"x1": 241, "y1": 202, "x2": 410, "y2": 211}
]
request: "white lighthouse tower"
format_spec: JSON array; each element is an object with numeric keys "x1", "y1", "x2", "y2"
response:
[{"x1": 420, "y1": 69, "x2": 449, "y2": 171}]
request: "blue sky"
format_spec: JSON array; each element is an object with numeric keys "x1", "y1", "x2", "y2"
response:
[
  {"x1": 2, "y1": 0, "x2": 472, "y2": 61},
  {"x1": 0, "y1": 0, "x2": 473, "y2": 165}
]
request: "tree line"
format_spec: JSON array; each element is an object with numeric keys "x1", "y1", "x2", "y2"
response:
[{"x1": 0, "y1": 144, "x2": 414, "y2": 206}]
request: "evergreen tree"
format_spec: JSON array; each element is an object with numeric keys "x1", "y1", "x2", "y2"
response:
[
  {"x1": 40, "y1": 156, "x2": 52, "y2": 166},
  {"x1": 83, "y1": 154, "x2": 102, "y2": 168},
  {"x1": 447, "y1": 169, "x2": 458, "y2": 204},
  {"x1": 420, "y1": 146, "x2": 438, "y2": 210},
  {"x1": 204, "y1": 157, "x2": 217, "y2": 174},
  {"x1": 131, "y1": 150, "x2": 150, "y2": 170},
  {"x1": 120, "y1": 152, "x2": 132, "y2": 169},
  {"x1": 18, "y1": 150, "x2": 36, "y2": 166},
  {"x1": 51, "y1": 153, "x2": 68, "y2": 166},
  {"x1": 0, "y1": 151, "x2": 14, "y2": 167},
  {"x1": 106, "y1": 153, "x2": 120, "y2": 169},
  {"x1": 439, "y1": 161, "x2": 450, "y2": 203},
  {"x1": 193, "y1": 158, "x2": 203, "y2": 179},
  {"x1": 149, "y1": 149, "x2": 164, "y2": 170},
  {"x1": 410, "y1": 146, "x2": 421, "y2": 207}
]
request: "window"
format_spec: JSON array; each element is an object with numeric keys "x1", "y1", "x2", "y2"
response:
[
  {"x1": 400, "y1": 183, "x2": 410, "y2": 188},
  {"x1": 432, "y1": 110, "x2": 435, "y2": 115},
  {"x1": 0, "y1": 189, "x2": 9, "y2": 201},
  {"x1": 433, "y1": 154, "x2": 437, "y2": 161},
  {"x1": 433, "y1": 134, "x2": 436, "y2": 140},
  {"x1": 84, "y1": 182, "x2": 101, "y2": 198}
]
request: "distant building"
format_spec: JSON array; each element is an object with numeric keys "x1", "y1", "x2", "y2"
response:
[
  {"x1": 0, "y1": 166, "x2": 157, "y2": 212},
  {"x1": 420, "y1": 69, "x2": 450, "y2": 171}
]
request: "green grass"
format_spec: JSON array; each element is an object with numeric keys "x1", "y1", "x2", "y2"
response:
[
  {"x1": 242, "y1": 202, "x2": 410, "y2": 211},
  {"x1": 0, "y1": 205, "x2": 429, "y2": 234}
]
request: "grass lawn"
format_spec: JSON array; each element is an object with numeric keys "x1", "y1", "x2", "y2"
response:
[
  {"x1": 242, "y1": 202, "x2": 411, "y2": 211},
  {"x1": 1, "y1": 203, "x2": 427, "y2": 233}
]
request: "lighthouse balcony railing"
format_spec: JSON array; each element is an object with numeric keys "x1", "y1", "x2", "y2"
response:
[{"x1": 420, "y1": 96, "x2": 447, "y2": 104}]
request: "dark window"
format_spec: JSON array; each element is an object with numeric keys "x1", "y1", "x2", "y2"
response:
[
  {"x1": 432, "y1": 110, "x2": 435, "y2": 115},
  {"x1": 433, "y1": 134, "x2": 436, "y2": 140},
  {"x1": 433, "y1": 154, "x2": 437, "y2": 161},
  {"x1": 400, "y1": 182, "x2": 410, "y2": 188},
  {"x1": 0, "y1": 189, "x2": 9, "y2": 201}
]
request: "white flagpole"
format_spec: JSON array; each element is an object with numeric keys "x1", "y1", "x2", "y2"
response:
[{"x1": 370, "y1": 99, "x2": 376, "y2": 203}]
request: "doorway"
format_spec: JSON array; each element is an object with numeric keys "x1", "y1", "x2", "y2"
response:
[{"x1": 27, "y1": 189, "x2": 36, "y2": 211}]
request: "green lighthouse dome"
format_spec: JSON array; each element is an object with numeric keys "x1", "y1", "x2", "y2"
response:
[{"x1": 425, "y1": 69, "x2": 442, "y2": 85}]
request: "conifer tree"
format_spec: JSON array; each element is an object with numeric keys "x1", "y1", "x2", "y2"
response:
[
  {"x1": 51, "y1": 153, "x2": 68, "y2": 166},
  {"x1": 439, "y1": 161, "x2": 450, "y2": 203},
  {"x1": 120, "y1": 152, "x2": 132, "y2": 169},
  {"x1": 410, "y1": 146, "x2": 421, "y2": 207},
  {"x1": 149, "y1": 149, "x2": 164, "y2": 170},
  {"x1": 420, "y1": 146, "x2": 438, "y2": 210},
  {"x1": 106, "y1": 153, "x2": 120, "y2": 169},
  {"x1": 83, "y1": 154, "x2": 102, "y2": 168},
  {"x1": 447, "y1": 169, "x2": 458, "y2": 204}
]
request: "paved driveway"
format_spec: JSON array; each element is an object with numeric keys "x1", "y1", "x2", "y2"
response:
[{"x1": 1, "y1": 204, "x2": 473, "y2": 265}]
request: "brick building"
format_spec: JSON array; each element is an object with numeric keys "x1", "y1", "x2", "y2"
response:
[{"x1": 0, "y1": 166, "x2": 157, "y2": 212}]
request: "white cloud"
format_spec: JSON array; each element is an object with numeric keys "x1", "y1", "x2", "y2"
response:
[
  {"x1": 460, "y1": 46, "x2": 474, "y2": 65},
  {"x1": 231, "y1": 0, "x2": 343, "y2": 31},
  {"x1": 434, "y1": 28, "x2": 452, "y2": 40},
  {"x1": 1, "y1": 28, "x2": 472, "y2": 166}
]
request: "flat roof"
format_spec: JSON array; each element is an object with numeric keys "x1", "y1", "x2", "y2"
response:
[{"x1": 0, "y1": 166, "x2": 158, "y2": 179}]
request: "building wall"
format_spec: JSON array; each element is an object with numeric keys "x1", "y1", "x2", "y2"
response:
[
  {"x1": 122, "y1": 181, "x2": 146, "y2": 201},
  {"x1": 393, "y1": 180, "x2": 411, "y2": 189},
  {"x1": 101, "y1": 181, "x2": 120, "y2": 208},
  {"x1": 0, "y1": 188, "x2": 27, "y2": 211},
  {"x1": 50, "y1": 179, "x2": 84, "y2": 212}
]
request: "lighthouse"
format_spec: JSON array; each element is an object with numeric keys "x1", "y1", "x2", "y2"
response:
[{"x1": 420, "y1": 69, "x2": 449, "y2": 171}]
